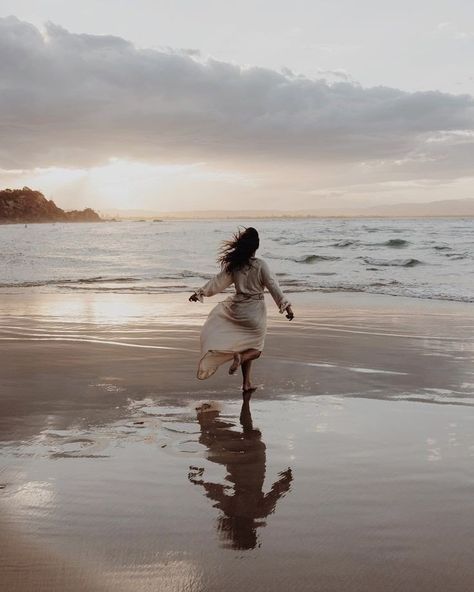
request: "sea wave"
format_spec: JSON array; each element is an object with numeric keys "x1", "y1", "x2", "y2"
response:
[
  {"x1": 60, "y1": 284, "x2": 189, "y2": 293},
  {"x1": 1, "y1": 218, "x2": 472, "y2": 304},
  {"x1": 297, "y1": 254, "x2": 340, "y2": 264},
  {"x1": 383, "y1": 238, "x2": 409, "y2": 247},
  {"x1": 0, "y1": 276, "x2": 140, "y2": 288},
  {"x1": 363, "y1": 257, "x2": 422, "y2": 267},
  {"x1": 1, "y1": 275, "x2": 472, "y2": 303},
  {"x1": 272, "y1": 237, "x2": 314, "y2": 245},
  {"x1": 443, "y1": 253, "x2": 468, "y2": 260},
  {"x1": 263, "y1": 252, "x2": 340, "y2": 263},
  {"x1": 159, "y1": 270, "x2": 213, "y2": 280},
  {"x1": 278, "y1": 280, "x2": 474, "y2": 303},
  {"x1": 333, "y1": 239, "x2": 358, "y2": 247},
  {"x1": 310, "y1": 237, "x2": 410, "y2": 249}
]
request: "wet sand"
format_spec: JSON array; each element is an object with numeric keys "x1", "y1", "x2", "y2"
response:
[{"x1": 1, "y1": 292, "x2": 474, "y2": 591}]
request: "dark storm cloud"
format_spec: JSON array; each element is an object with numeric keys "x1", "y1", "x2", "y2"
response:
[{"x1": 1, "y1": 16, "x2": 473, "y2": 171}]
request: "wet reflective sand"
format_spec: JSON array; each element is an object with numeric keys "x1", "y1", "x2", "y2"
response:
[
  {"x1": 1, "y1": 292, "x2": 473, "y2": 591},
  {"x1": 189, "y1": 400, "x2": 293, "y2": 550}
]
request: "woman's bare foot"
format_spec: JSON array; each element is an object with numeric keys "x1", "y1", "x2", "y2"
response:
[
  {"x1": 242, "y1": 387, "x2": 256, "y2": 403},
  {"x1": 229, "y1": 353, "x2": 241, "y2": 375},
  {"x1": 243, "y1": 383, "x2": 256, "y2": 393}
]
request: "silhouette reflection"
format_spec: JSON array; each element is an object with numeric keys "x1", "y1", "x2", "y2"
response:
[{"x1": 188, "y1": 400, "x2": 293, "y2": 550}]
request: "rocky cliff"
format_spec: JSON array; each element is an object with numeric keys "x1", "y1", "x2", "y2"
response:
[{"x1": 0, "y1": 188, "x2": 101, "y2": 224}]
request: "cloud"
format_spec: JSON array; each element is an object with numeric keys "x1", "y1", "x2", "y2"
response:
[
  {"x1": 0, "y1": 15, "x2": 473, "y2": 179},
  {"x1": 311, "y1": 43, "x2": 361, "y2": 55},
  {"x1": 316, "y1": 68, "x2": 352, "y2": 81},
  {"x1": 434, "y1": 22, "x2": 474, "y2": 41}
]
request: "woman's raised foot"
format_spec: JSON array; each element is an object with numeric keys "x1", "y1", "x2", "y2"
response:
[{"x1": 229, "y1": 353, "x2": 242, "y2": 375}]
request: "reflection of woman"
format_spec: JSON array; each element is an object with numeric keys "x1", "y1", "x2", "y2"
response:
[
  {"x1": 189, "y1": 227, "x2": 294, "y2": 393},
  {"x1": 188, "y1": 401, "x2": 293, "y2": 550}
]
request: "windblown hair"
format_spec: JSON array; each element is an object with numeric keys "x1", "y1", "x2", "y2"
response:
[{"x1": 218, "y1": 227, "x2": 260, "y2": 273}]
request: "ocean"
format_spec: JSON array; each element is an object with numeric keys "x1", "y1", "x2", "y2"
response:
[{"x1": 1, "y1": 218, "x2": 473, "y2": 302}]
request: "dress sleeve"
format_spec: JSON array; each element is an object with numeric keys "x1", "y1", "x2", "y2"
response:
[
  {"x1": 194, "y1": 269, "x2": 233, "y2": 302},
  {"x1": 260, "y1": 260, "x2": 291, "y2": 314}
]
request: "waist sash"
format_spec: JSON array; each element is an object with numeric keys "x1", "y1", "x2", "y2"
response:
[{"x1": 232, "y1": 292, "x2": 264, "y2": 302}]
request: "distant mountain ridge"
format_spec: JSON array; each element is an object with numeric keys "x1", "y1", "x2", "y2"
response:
[
  {"x1": 360, "y1": 198, "x2": 474, "y2": 217},
  {"x1": 103, "y1": 198, "x2": 474, "y2": 219},
  {"x1": 0, "y1": 188, "x2": 101, "y2": 224}
]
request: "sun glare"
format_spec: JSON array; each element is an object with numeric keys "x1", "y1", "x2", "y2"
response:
[{"x1": 0, "y1": 159, "x2": 255, "y2": 211}]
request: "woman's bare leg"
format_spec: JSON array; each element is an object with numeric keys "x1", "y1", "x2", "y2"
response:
[
  {"x1": 241, "y1": 348, "x2": 261, "y2": 363},
  {"x1": 241, "y1": 349, "x2": 261, "y2": 392},
  {"x1": 229, "y1": 352, "x2": 241, "y2": 375},
  {"x1": 241, "y1": 359, "x2": 254, "y2": 392},
  {"x1": 229, "y1": 348, "x2": 261, "y2": 380}
]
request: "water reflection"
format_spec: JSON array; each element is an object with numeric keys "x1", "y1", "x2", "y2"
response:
[{"x1": 188, "y1": 400, "x2": 293, "y2": 550}]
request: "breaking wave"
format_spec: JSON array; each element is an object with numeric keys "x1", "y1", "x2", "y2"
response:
[
  {"x1": 263, "y1": 253, "x2": 340, "y2": 264},
  {"x1": 296, "y1": 254, "x2": 341, "y2": 264},
  {"x1": 0, "y1": 276, "x2": 140, "y2": 288},
  {"x1": 333, "y1": 239, "x2": 357, "y2": 247},
  {"x1": 1, "y1": 218, "x2": 472, "y2": 303},
  {"x1": 444, "y1": 253, "x2": 467, "y2": 260},
  {"x1": 384, "y1": 238, "x2": 409, "y2": 247},
  {"x1": 363, "y1": 257, "x2": 422, "y2": 267}
]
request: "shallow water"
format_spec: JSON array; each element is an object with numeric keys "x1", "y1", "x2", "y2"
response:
[
  {"x1": 2, "y1": 395, "x2": 474, "y2": 591},
  {"x1": 1, "y1": 291, "x2": 474, "y2": 590},
  {"x1": 1, "y1": 218, "x2": 473, "y2": 302}
]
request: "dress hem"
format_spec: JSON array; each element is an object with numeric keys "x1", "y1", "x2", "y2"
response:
[{"x1": 197, "y1": 348, "x2": 262, "y2": 380}]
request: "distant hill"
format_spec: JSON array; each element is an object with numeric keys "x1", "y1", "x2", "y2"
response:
[
  {"x1": 360, "y1": 198, "x2": 474, "y2": 217},
  {"x1": 0, "y1": 188, "x2": 101, "y2": 224},
  {"x1": 103, "y1": 198, "x2": 474, "y2": 220}
]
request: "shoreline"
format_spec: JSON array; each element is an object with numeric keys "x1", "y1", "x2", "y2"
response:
[
  {"x1": 0, "y1": 286, "x2": 472, "y2": 305},
  {"x1": 1, "y1": 291, "x2": 472, "y2": 443},
  {"x1": 1, "y1": 291, "x2": 474, "y2": 591},
  {"x1": 2, "y1": 218, "x2": 472, "y2": 304}
]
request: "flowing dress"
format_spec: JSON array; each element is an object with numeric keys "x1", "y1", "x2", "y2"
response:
[{"x1": 195, "y1": 257, "x2": 291, "y2": 379}]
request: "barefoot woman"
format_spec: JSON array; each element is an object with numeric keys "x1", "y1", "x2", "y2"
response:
[{"x1": 189, "y1": 227, "x2": 294, "y2": 394}]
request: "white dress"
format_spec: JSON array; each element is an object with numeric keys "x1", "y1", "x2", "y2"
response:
[{"x1": 195, "y1": 257, "x2": 291, "y2": 379}]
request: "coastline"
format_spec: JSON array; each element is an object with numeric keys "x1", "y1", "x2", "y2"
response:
[
  {"x1": 1, "y1": 291, "x2": 473, "y2": 591},
  {"x1": 0, "y1": 220, "x2": 105, "y2": 225},
  {"x1": 0, "y1": 291, "x2": 472, "y2": 442},
  {"x1": 1, "y1": 218, "x2": 472, "y2": 304}
]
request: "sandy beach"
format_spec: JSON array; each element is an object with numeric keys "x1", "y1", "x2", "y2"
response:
[
  {"x1": 1, "y1": 291, "x2": 474, "y2": 591},
  {"x1": 3, "y1": 2, "x2": 474, "y2": 590}
]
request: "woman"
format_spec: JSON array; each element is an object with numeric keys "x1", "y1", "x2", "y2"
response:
[{"x1": 189, "y1": 227, "x2": 294, "y2": 394}]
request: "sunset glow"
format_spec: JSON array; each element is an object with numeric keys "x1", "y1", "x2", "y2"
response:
[{"x1": 0, "y1": 4, "x2": 473, "y2": 214}]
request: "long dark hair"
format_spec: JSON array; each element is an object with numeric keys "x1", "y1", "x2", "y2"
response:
[{"x1": 218, "y1": 227, "x2": 260, "y2": 273}]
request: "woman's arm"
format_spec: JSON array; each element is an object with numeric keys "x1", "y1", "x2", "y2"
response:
[
  {"x1": 260, "y1": 260, "x2": 294, "y2": 319},
  {"x1": 189, "y1": 269, "x2": 233, "y2": 302}
]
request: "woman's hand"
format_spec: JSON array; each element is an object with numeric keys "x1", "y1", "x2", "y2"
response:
[
  {"x1": 189, "y1": 293, "x2": 199, "y2": 302},
  {"x1": 285, "y1": 305, "x2": 294, "y2": 321}
]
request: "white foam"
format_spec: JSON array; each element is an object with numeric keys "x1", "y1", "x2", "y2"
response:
[{"x1": 286, "y1": 360, "x2": 408, "y2": 375}]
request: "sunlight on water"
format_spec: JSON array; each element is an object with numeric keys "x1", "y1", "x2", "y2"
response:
[
  {"x1": 1, "y1": 218, "x2": 473, "y2": 302},
  {"x1": 2, "y1": 396, "x2": 474, "y2": 590}
]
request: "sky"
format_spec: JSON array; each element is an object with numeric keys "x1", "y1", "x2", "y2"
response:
[{"x1": 0, "y1": 0, "x2": 473, "y2": 213}]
